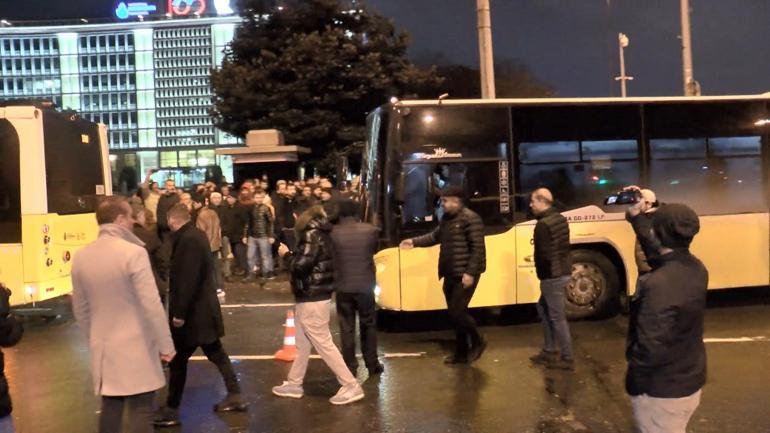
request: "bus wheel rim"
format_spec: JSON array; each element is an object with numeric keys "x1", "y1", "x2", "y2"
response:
[{"x1": 567, "y1": 262, "x2": 606, "y2": 308}]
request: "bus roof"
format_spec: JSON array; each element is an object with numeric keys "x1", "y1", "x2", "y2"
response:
[{"x1": 394, "y1": 93, "x2": 770, "y2": 107}]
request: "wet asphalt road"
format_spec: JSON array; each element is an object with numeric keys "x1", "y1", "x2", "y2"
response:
[{"x1": 5, "y1": 276, "x2": 770, "y2": 433}]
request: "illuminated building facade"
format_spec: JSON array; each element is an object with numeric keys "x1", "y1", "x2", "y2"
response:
[{"x1": 0, "y1": 9, "x2": 241, "y2": 189}]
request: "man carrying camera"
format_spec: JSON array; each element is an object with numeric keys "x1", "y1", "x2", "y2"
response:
[
  {"x1": 626, "y1": 203, "x2": 707, "y2": 433},
  {"x1": 624, "y1": 187, "x2": 661, "y2": 274}
]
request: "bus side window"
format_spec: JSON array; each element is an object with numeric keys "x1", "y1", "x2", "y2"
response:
[
  {"x1": 645, "y1": 102, "x2": 768, "y2": 215},
  {"x1": 400, "y1": 161, "x2": 513, "y2": 237}
]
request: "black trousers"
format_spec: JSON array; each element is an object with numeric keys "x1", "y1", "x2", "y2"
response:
[
  {"x1": 443, "y1": 276, "x2": 481, "y2": 356},
  {"x1": 167, "y1": 339, "x2": 240, "y2": 409},
  {"x1": 230, "y1": 241, "x2": 248, "y2": 274},
  {"x1": 336, "y1": 292, "x2": 379, "y2": 370},
  {"x1": 99, "y1": 391, "x2": 155, "y2": 433}
]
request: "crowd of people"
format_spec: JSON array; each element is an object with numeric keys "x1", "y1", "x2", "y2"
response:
[
  {"x1": 129, "y1": 170, "x2": 364, "y2": 297},
  {"x1": 49, "y1": 167, "x2": 707, "y2": 433},
  {"x1": 68, "y1": 170, "x2": 375, "y2": 432}
]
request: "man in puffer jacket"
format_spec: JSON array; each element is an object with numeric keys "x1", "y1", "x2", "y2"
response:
[
  {"x1": 272, "y1": 205, "x2": 364, "y2": 406},
  {"x1": 400, "y1": 186, "x2": 487, "y2": 365}
]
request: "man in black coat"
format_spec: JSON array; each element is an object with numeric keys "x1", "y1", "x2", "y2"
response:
[
  {"x1": 529, "y1": 188, "x2": 574, "y2": 371},
  {"x1": 330, "y1": 199, "x2": 384, "y2": 376},
  {"x1": 155, "y1": 179, "x2": 180, "y2": 241},
  {"x1": 626, "y1": 203, "x2": 707, "y2": 433},
  {"x1": 0, "y1": 284, "x2": 23, "y2": 432},
  {"x1": 400, "y1": 187, "x2": 487, "y2": 364},
  {"x1": 154, "y1": 204, "x2": 246, "y2": 428}
]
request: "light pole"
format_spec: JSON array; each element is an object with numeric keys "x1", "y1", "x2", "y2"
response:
[
  {"x1": 680, "y1": 0, "x2": 700, "y2": 95},
  {"x1": 615, "y1": 33, "x2": 633, "y2": 97},
  {"x1": 476, "y1": 0, "x2": 496, "y2": 99}
]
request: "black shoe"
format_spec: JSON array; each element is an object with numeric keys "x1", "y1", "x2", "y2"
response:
[
  {"x1": 468, "y1": 339, "x2": 487, "y2": 363},
  {"x1": 367, "y1": 363, "x2": 385, "y2": 375},
  {"x1": 153, "y1": 407, "x2": 181, "y2": 428},
  {"x1": 529, "y1": 351, "x2": 559, "y2": 366},
  {"x1": 265, "y1": 272, "x2": 277, "y2": 281},
  {"x1": 546, "y1": 358, "x2": 575, "y2": 371},
  {"x1": 214, "y1": 393, "x2": 248, "y2": 412},
  {"x1": 443, "y1": 353, "x2": 468, "y2": 365}
]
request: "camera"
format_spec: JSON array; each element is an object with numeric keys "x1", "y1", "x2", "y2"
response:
[{"x1": 604, "y1": 190, "x2": 641, "y2": 205}]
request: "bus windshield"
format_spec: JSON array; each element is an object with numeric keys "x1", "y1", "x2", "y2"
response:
[{"x1": 0, "y1": 119, "x2": 21, "y2": 243}]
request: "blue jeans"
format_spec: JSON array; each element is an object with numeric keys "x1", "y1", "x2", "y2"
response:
[
  {"x1": 536, "y1": 275, "x2": 573, "y2": 360},
  {"x1": 0, "y1": 416, "x2": 14, "y2": 433},
  {"x1": 247, "y1": 236, "x2": 274, "y2": 276}
]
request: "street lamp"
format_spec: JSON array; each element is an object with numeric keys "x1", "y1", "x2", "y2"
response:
[
  {"x1": 476, "y1": 0, "x2": 496, "y2": 99},
  {"x1": 614, "y1": 33, "x2": 633, "y2": 97}
]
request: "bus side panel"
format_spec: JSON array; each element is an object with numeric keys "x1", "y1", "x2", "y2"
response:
[
  {"x1": 0, "y1": 245, "x2": 24, "y2": 306},
  {"x1": 470, "y1": 229, "x2": 517, "y2": 308},
  {"x1": 21, "y1": 214, "x2": 61, "y2": 303},
  {"x1": 399, "y1": 246, "x2": 445, "y2": 311},
  {"x1": 398, "y1": 230, "x2": 518, "y2": 312},
  {"x1": 374, "y1": 247, "x2": 401, "y2": 310},
  {"x1": 19, "y1": 213, "x2": 99, "y2": 305},
  {"x1": 693, "y1": 213, "x2": 770, "y2": 289},
  {"x1": 515, "y1": 223, "x2": 540, "y2": 305}
]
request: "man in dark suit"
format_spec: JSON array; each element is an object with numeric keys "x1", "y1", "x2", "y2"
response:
[
  {"x1": 154, "y1": 204, "x2": 246, "y2": 428},
  {"x1": 330, "y1": 199, "x2": 383, "y2": 376}
]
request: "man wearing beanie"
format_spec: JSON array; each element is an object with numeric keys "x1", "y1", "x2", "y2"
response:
[
  {"x1": 626, "y1": 203, "x2": 708, "y2": 433},
  {"x1": 400, "y1": 186, "x2": 487, "y2": 364},
  {"x1": 624, "y1": 186, "x2": 661, "y2": 274}
]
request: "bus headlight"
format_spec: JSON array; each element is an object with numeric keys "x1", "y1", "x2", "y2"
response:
[
  {"x1": 25, "y1": 285, "x2": 35, "y2": 297},
  {"x1": 374, "y1": 285, "x2": 382, "y2": 302}
]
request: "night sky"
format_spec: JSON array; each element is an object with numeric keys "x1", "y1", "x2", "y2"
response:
[{"x1": 1, "y1": 0, "x2": 769, "y2": 97}]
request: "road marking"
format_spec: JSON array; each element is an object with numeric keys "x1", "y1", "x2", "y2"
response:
[
  {"x1": 191, "y1": 352, "x2": 426, "y2": 361},
  {"x1": 221, "y1": 303, "x2": 295, "y2": 308},
  {"x1": 704, "y1": 336, "x2": 769, "y2": 343}
]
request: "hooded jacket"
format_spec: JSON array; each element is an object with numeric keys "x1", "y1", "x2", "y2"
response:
[{"x1": 286, "y1": 207, "x2": 335, "y2": 303}]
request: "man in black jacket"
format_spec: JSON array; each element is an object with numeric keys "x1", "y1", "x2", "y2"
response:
[
  {"x1": 330, "y1": 199, "x2": 384, "y2": 375},
  {"x1": 246, "y1": 189, "x2": 275, "y2": 281},
  {"x1": 626, "y1": 203, "x2": 707, "y2": 433},
  {"x1": 273, "y1": 205, "x2": 364, "y2": 405},
  {"x1": 154, "y1": 204, "x2": 246, "y2": 427},
  {"x1": 529, "y1": 188, "x2": 574, "y2": 371},
  {"x1": 155, "y1": 179, "x2": 179, "y2": 241},
  {"x1": 0, "y1": 284, "x2": 23, "y2": 432},
  {"x1": 400, "y1": 187, "x2": 487, "y2": 364}
]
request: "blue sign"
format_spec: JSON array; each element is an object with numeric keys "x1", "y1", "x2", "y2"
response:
[{"x1": 115, "y1": 1, "x2": 158, "y2": 20}]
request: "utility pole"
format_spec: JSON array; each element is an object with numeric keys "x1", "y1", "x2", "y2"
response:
[
  {"x1": 615, "y1": 33, "x2": 633, "y2": 97},
  {"x1": 680, "y1": 0, "x2": 699, "y2": 95},
  {"x1": 476, "y1": 0, "x2": 496, "y2": 99}
]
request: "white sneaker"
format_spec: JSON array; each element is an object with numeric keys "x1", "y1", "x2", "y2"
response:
[
  {"x1": 329, "y1": 383, "x2": 364, "y2": 405},
  {"x1": 272, "y1": 381, "x2": 304, "y2": 399}
]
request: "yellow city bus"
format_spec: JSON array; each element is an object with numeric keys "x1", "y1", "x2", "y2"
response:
[
  {"x1": 0, "y1": 103, "x2": 112, "y2": 310},
  {"x1": 362, "y1": 95, "x2": 770, "y2": 318}
]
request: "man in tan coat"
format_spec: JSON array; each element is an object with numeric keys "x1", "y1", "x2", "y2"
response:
[{"x1": 72, "y1": 196, "x2": 175, "y2": 433}]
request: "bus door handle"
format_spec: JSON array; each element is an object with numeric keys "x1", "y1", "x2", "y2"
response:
[{"x1": 524, "y1": 255, "x2": 534, "y2": 263}]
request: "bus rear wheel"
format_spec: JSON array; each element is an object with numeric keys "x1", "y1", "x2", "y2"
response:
[{"x1": 565, "y1": 249, "x2": 620, "y2": 320}]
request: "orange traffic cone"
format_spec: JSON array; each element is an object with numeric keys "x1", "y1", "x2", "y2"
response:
[{"x1": 274, "y1": 310, "x2": 297, "y2": 362}]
